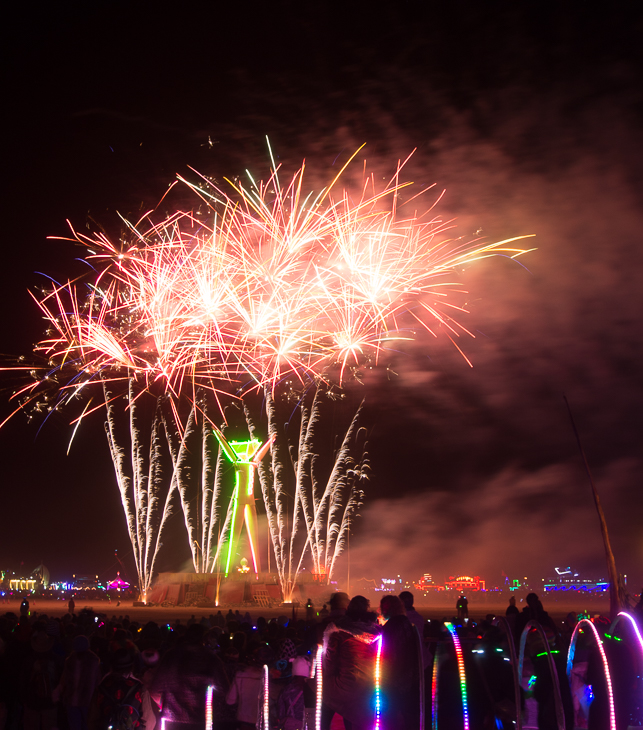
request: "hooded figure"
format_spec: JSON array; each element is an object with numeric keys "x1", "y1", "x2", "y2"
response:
[{"x1": 322, "y1": 596, "x2": 380, "y2": 730}]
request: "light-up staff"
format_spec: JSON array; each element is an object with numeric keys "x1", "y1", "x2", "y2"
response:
[
  {"x1": 567, "y1": 619, "x2": 616, "y2": 730},
  {"x1": 212, "y1": 425, "x2": 274, "y2": 576}
]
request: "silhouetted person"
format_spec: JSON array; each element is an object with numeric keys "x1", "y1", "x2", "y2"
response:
[
  {"x1": 19, "y1": 631, "x2": 64, "y2": 730},
  {"x1": 399, "y1": 590, "x2": 428, "y2": 664},
  {"x1": 226, "y1": 644, "x2": 273, "y2": 730},
  {"x1": 317, "y1": 592, "x2": 350, "y2": 643},
  {"x1": 322, "y1": 595, "x2": 379, "y2": 730},
  {"x1": 456, "y1": 595, "x2": 468, "y2": 621},
  {"x1": 151, "y1": 623, "x2": 228, "y2": 728},
  {"x1": 306, "y1": 598, "x2": 315, "y2": 622},
  {"x1": 505, "y1": 595, "x2": 520, "y2": 633},
  {"x1": 88, "y1": 648, "x2": 155, "y2": 730},
  {"x1": 516, "y1": 592, "x2": 557, "y2": 639},
  {"x1": 57, "y1": 635, "x2": 100, "y2": 730},
  {"x1": 380, "y1": 595, "x2": 420, "y2": 730}
]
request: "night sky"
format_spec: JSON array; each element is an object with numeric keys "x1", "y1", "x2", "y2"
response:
[{"x1": 2, "y1": 2, "x2": 642, "y2": 591}]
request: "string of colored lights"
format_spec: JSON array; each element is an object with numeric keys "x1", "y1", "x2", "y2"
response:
[
  {"x1": 263, "y1": 664, "x2": 270, "y2": 730},
  {"x1": 205, "y1": 685, "x2": 213, "y2": 730},
  {"x1": 567, "y1": 619, "x2": 616, "y2": 730},
  {"x1": 315, "y1": 646, "x2": 323, "y2": 730},
  {"x1": 373, "y1": 635, "x2": 383, "y2": 730},
  {"x1": 444, "y1": 622, "x2": 470, "y2": 730}
]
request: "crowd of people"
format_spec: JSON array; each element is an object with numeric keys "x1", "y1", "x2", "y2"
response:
[{"x1": 0, "y1": 590, "x2": 640, "y2": 730}]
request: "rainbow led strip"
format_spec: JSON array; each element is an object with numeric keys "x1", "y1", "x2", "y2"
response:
[
  {"x1": 205, "y1": 685, "x2": 213, "y2": 730},
  {"x1": 445, "y1": 622, "x2": 470, "y2": 730},
  {"x1": 373, "y1": 635, "x2": 383, "y2": 730},
  {"x1": 431, "y1": 651, "x2": 439, "y2": 730},
  {"x1": 315, "y1": 645, "x2": 323, "y2": 730},
  {"x1": 263, "y1": 664, "x2": 270, "y2": 730},
  {"x1": 567, "y1": 619, "x2": 616, "y2": 730}
]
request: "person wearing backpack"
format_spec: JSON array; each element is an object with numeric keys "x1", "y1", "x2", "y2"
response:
[{"x1": 88, "y1": 648, "x2": 156, "y2": 730}]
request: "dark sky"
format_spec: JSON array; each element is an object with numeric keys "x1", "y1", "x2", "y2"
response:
[{"x1": 2, "y1": 2, "x2": 642, "y2": 590}]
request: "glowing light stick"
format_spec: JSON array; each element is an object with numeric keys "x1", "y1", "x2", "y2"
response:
[
  {"x1": 263, "y1": 664, "x2": 270, "y2": 730},
  {"x1": 374, "y1": 635, "x2": 383, "y2": 730},
  {"x1": 444, "y1": 622, "x2": 470, "y2": 730},
  {"x1": 205, "y1": 685, "x2": 213, "y2": 730},
  {"x1": 567, "y1": 619, "x2": 616, "y2": 730},
  {"x1": 315, "y1": 645, "x2": 323, "y2": 730}
]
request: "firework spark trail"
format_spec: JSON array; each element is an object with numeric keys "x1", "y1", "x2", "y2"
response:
[
  {"x1": 288, "y1": 390, "x2": 317, "y2": 582},
  {"x1": 317, "y1": 403, "x2": 366, "y2": 574},
  {"x1": 102, "y1": 378, "x2": 176, "y2": 598},
  {"x1": 326, "y1": 428, "x2": 369, "y2": 580},
  {"x1": 205, "y1": 441, "x2": 227, "y2": 573},
  {"x1": 200, "y1": 400, "x2": 215, "y2": 573},
  {"x1": 242, "y1": 388, "x2": 367, "y2": 599},
  {"x1": 162, "y1": 404, "x2": 202, "y2": 571}
]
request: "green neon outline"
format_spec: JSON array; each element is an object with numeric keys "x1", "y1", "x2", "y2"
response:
[{"x1": 225, "y1": 474, "x2": 240, "y2": 576}]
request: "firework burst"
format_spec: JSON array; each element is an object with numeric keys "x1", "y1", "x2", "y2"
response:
[
  {"x1": 4, "y1": 148, "x2": 532, "y2": 596},
  {"x1": 29, "y1": 150, "x2": 532, "y2": 406}
]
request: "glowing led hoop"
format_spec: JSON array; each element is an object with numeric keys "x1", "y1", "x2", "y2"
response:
[
  {"x1": 611, "y1": 611, "x2": 643, "y2": 655},
  {"x1": 517, "y1": 620, "x2": 564, "y2": 730},
  {"x1": 491, "y1": 616, "x2": 522, "y2": 730},
  {"x1": 205, "y1": 685, "x2": 213, "y2": 730},
  {"x1": 263, "y1": 664, "x2": 270, "y2": 730},
  {"x1": 160, "y1": 718, "x2": 166, "y2": 730},
  {"x1": 315, "y1": 645, "x2": 323, "y2": 730},
  {"x1": 567, "y1": 619, "x2": 616, "y2": 730},
  {"x1": 444, "y1": 622, "x2": 470, "y2": 730},
  {"x1": 373, "y1": 635, "x2": 383, "y2": 730}
]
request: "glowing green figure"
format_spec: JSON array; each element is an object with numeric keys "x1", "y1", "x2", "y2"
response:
[{"x1": 213, "y1": 425, "x2": 274, "y2": 576}]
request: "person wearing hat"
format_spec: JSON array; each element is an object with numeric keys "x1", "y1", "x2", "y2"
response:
[
  {"x1": 276, "y1": 656, "x2": 314, "y2": 730},
  {"x1": 88, "y1": 647, "x2": 155, "y2": 730}
]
